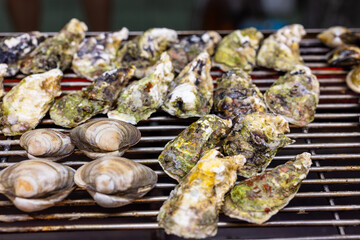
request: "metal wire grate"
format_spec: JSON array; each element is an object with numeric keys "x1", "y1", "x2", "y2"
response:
[{"x1": 0, "y1": 30, "x2": 359, "y2": 239}]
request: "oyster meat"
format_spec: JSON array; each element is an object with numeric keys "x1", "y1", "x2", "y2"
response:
[
  {"x1": 1, "y1": 69, "x2": 63, "y2": 136},
  {"x1": 162, "y1": 52, "x2": 213, "y2": 118},
  {"x1": 223, "y1": 152, "x2": 312, "y2": 224},
  {"x1": 327, "y1": 45, "x2": 360, "y2": 67},
  {"x1": 158, "y1": 149, "x2": 246, "y2": 239},
  {"x1": 50, "y1": 67, "x2": 135, "y2": 128},
  {"x1": 0, "y1": 32, "x2": 45, "y2": 76},
  {"x1": 70, "y1": 118, "x2": 141, "y2": 159},
  {"x1": 346, "y1": 66, "x2": 360, "y2": 93},
  {"x1": 264, "y1": 65, "x2": 320, "y2": 126},
  {"x1": 213, "y1": 68, "x2": 266, "y2": 120},
  {"x1": 317, "y1": 26, "x2": 359, "y2": 48},
  {"x1": 116, "y1": 28, "x2": 178, "y2": 78},
  {"x1": 0, "y1": 159, "x2": 75, "y2": 212},
  {"x1": 257, "y1": 24, "x2": 306, "y2": 71},
  {"x1": 20, "y1": 129, "x2": 75, "y2": 161},
  {"x1": 74, "y1": 156, "x2": 157, "y2": 208},
  {"x1": 108, "y1": 52, "x2": 174, "y2": 124},
  {"x1": 214, "y1": 28, "x2": 263, "y2": 72},
  {"x1": 20, "y1": 18, "x2": 87, "y2": 74},
  {"x1": 0, "y1": 63, "x2": 7, "y2": 97},
  {"x1": 158, "y1": 114, "x2": 232, "y2": 181},
  {"x1": 167, "y1": 31, "x2": 221, "y2": 72},
  {"x1": 222, "y1": 112, "x2": 293, "y2": 178},
  {"x1": 72, "y1": 27, "x2": 129, "y2": 80}
]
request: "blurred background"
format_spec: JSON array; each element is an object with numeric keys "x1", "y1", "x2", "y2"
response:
[{"x1": 0, "y1": 0, "x2": 359, "y2": 32}]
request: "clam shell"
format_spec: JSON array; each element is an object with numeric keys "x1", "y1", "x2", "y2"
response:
[
  {"x1": 70, "y1": 118, "x2": 141, "y2": 159},
  {"x1": 0, "y1": 159, "x2": 75, "y2": 212},
  {"x1": 74, "y1": 156, "x2": 157, "y2": 208},
  {"x1": 346, "y1": 66, "x2": 360, "y2": 93},
  {"x1": 20, "y1": 129, "x2": 75, "y2": 161}
]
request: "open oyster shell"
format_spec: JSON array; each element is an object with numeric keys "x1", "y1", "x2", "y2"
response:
[
  {"x1": 70, "y1": 118, "x2": 141, "y2": 159},
  {"x1": 257, "y1": 24, "x2": 306, "y2": 71},
  {"x1": 50, "y1": 67, "x2": 135, "y2": 128},
  {"x1": 327, "y1": 45, "x2": 360, "y2": 67},
  {"x1": 0, "y1": 31, "x2": 45, "y2": 76},
  {"x1": 20, "y1": 18, "x2": 87, "y2": 74},
  {"x1": 346, "y1": 66, "x2": 360, "y2": 93},
  {"x1": 223, "y1": 152, "x2": 312, "y2": 224},
  {"x1": 0, "y1": 63, "x2": 7, "y2": 97},
  {"x1": 108, "y1": 52, "x2": 174, "y2": 124},
  {"x1": 162, "y1": 51, "x2": 213, "y2": 118},
  {"x1": 1, "y1": 69, "x2": 63, "y2": 136},
  {"x1": 158, "y1": 149, "x2": 246, "y2": 239},
  {"x1": 20, "y1": 129, "x2": 75, "y2": 161},
  {"x1": 264, "y1": 65, "x2": 320, "y2": 126},
  {"x1": 74, "y1": 156, "x2": 157, "y2": 208},
  {"x1": 213, "y1": 68, "x2": 266, "y2": 120},
  {"x1": 317, "y1": 26, "x2": 359, "y2": 48},
  {"x1": 0, "y1": 159, "x2": 75, "y2": 212},
  {"x1": 72, "y1": 27, "x2": 129, "y2": 80},
  {"x1": 214, "y1": 28, "x2": 263, "y2": 72},
  {"x1": 222, "y1": 112, "x2": 294, "y2": 178},
  {"x1": 167, "y1": 31, "x2": 221, "y2": 73},
  {"x1": 158, "y1": 114, "x2": 232, "y2": 181}
]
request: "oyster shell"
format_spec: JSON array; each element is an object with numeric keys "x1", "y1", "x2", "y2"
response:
[
  {"x1": 50, "y1": 67, "x2": 135, "y2": 128},
  {"x1": 116, "y1": 28, "x2": 178, "y2": 78},
  {"x1": 161, "y1": 52, "x2": 213, "y2": 118},
  {"x1": 327, "y1": 45, "x2": 360, "y2": 67},
  {"x1": 346, "y1": 66, "x2": 360, "y2": 93},
  {"x1": 74, "y1": 156, "x2": 157, "y2": 208},
  {"x1": 0, "y1": 32, "x2": 45, "y2": 76},
  {"x1": 222, "y1": 112, "x2": 293, "y2": 178},
  {"x1": 167, "y1": 31, "x2": 221, "y2": 72},
  {"x1": 0, "y1": 159, "x2": 75, "y2": 212},
  {"x1": 158, "y1": 149, "x2": 246, "y2": 239},
  {"x1": 158, "y1": 114, "x2": 232, "y2": 181},
  {"x1": 20, "y1": 18, "x2": 87, "y2": 74},
  {"x1": 1, "y1": 69, "x2": 63, "y2": 136},
  {"x1": 223, "y1": 152, "x2": 312, "y2": 224},
  {"x1": 264, "y1": 65, "x2": 320, "y2": 126},
  {"x1": 214, "y1": 28, "x2": 263, "y2": 72},
  {"x1": 107, "y1": 52, "x2": 174, "y2": 124},
  {"x1": 213, "y1": 68, "x2": 266, "y2": 120},
  {"x1": 72, "y1": 28, "x2": 129, "y2": 80},
  {"x1": 317, "y1": 26, "x2": 359, "y2": 48},
  {"x1": 70, "y1": 118, "x2": 141, "y2": 159},
  {"x1": 0, "y1": 63, "x2": 7, "y2": 97},
  {"x1": 20, "y1": 129, "x2": 75, "y2": 161},
  {"x1": 257, "y1": 24, "x2": 306, "y2": 71}
]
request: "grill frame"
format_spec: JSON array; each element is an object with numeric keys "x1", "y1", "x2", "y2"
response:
[{"x1": 0, "y1": 29, "x2": 360, "y2": 240}]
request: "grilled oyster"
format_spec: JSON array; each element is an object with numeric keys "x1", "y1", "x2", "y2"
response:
[
  {"x1": 50, "y1": 67, "x2": 135, "y2": 128},
  {"x1": 158, "y1": 149, "x2": 246, "y2": 239},
  {"x1": 20, "y1": 129, "x2": 75, "y2": 161},
  {"x1": 20, "y1": 18, "x2": 87, "y2": 74},
  {"x1": 1, "y1": 69, "x2": 63, "y2": 136},
  {"x1": 116, "y1": 28, "x2": 178, "y2": 78},
  {"x1": 158, "y1": 114, "x2": 232, "y2": 181},
  {"x1": 327, "y1": 45, "x2": 360, "y2": 67},
  {"x1": 72, "y1": 28, "x2": 129, "y2": 80},
  {"x1": 0, "y1": 32, "x2": 45, "y2": 76},
  {"x1": 213, "y1": 68, "x2": 266, "y2": 120},
  {"x1": 346, "y1": 66, "x2": 360, "y2": 93},
  {"x1": 317, "y1": 26, "x2": 359, "y2": 48},
  {"x1": 257, "y1": 24, "x2": 306, "y2": 71},
  {"x1": 264, "y1": 65, "x2": 319, "y2": 126},
  {"x1": 70, "y1": 118, "x2": 141, "y2": 159},
  {"x1": 0, "y1": 63, "x2": 7, "y2": 97},
  {"x1": 108, "y1": 52, "x2": 174, "y2": 124},
  {"x1": 223, "y1": 152, "x2": 312, "y2": 224},
  {"x1": 167, "y1": 31, "x2": 221, "y2": 72},
  {"x1": 0, "y1": 159, "x2": 75, "y2": 212},
  {"x1": 74, "y1": 156, "x2": 157, "y2": 208},
  {"x1": 162, "y1": 52, "x2": 213, "y2": 118},
  {"x1": 222, "y1": 112, "x2": 293, "y2": 178},
  {"x1": 214, "y1": 28, "x2": 263, "y2": 72}
]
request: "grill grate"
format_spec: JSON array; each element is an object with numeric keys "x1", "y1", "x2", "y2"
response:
[{"x1": 0, "y1": 30, "x2": 360, "y2": 239}]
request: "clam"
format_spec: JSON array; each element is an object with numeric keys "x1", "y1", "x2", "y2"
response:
[
  {"x1": 0, "y1": 159, "x2": 75, "y2": 212},
  {"x1": 74, "y1": 156, "x2": 157, "y2": 208},
  {"x1": 70, "y1": 118, "x2": 141, "y2": 159},
  {"x1": 317, "y1": 26, "x2": 358, "y2": 48},
  {"x1": 327, "y1": 45, "x2": 360, "y2": 67},
  {"x1": 20, "y1": 129, "x2": 75, "y2": 161},
  {"x1": 346, "y1": 66, "x2": 360, "y2": 93}
]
